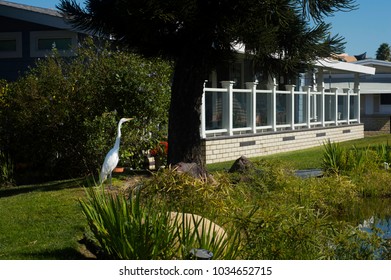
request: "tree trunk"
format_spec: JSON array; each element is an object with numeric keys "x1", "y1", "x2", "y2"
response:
[{"x1": 167, "y1": 49, "x2": 209, "y2": 170}]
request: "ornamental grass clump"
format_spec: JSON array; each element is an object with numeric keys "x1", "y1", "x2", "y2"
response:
[
  {"x1": 321, "y1": 140, "x2": 349, "y2": 174},
  {"x1": 80, "y1": 185, "x2": 240, "y2": 260}
]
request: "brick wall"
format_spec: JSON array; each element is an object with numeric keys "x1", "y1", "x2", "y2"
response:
[{"x1": 201, "y1": 124, "x2": 364, "y2": 164}]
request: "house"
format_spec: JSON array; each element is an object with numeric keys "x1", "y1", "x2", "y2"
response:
[
  {"x1": 200, "y1": 57, "x2": 376, "y2": 164},
  {"x1": 0, "y1": 0, "x2": 87, "y2": 81},
  {"x1": 325, "y1": 58, "x2": 391, "y2": 134},
  {"x1": 0, "y1": 2, "x2": 378, "y2": 165}
]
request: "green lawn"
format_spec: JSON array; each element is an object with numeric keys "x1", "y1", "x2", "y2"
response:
[
  {"x1": 0, "y1": 179, "x2": 88, "y2": 259},
  {"x1": 1, "y1": 134, "x2": 391, "y2": 259},
  {"x1": 207, "y1": 134, "x2": 391, "y2": 171}
]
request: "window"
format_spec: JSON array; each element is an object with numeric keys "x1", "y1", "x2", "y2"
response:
[
  {"x1": 0, "y1": 32, "x2": 22, "y2": 58},
  {"x1": 38, "y1": 38, "x2": 73, "y2": 51},
  {"x1": 380, "y1": 94, "x2": 391, "y2": 105},
  {"x1": 30, "y1": 31, "x2": 77, "y2": 57}
]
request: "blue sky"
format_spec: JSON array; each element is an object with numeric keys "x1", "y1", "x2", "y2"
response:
[{"x1": 7, "y1": 0, "x2": 391, "y2": 58}]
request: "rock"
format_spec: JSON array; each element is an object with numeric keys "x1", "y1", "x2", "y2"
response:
[
  {"x1": 294, "y1": 169, "x2": 323, "y2": 179},
  {"x1": 168, "y1": 212, "x2": 227, "y2": 242},
  {"x1": 173, "y1": 162, "x2": 206, "y2": 178},
  {"x1": 228, "y1": 156, "x2": 253, "y2": 173}
]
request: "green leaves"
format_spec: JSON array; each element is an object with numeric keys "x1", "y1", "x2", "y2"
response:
[
  {"x1": 80, "y1": 186, "x2": 239, "y2": 259},
  {"x1": 3, "y1": 39, "x2": 172, "y2": 181}
]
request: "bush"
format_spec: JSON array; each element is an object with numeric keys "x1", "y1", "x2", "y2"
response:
[
  {"x1": 0, "y1": 150, "x2": 14, "y2": 187},
  {"x1": 321, "y1": 140, "x2": 389, "y2": 176},
  {"x1": 139, "y1": 167, "x2": 235, "y2": 217},
  {"x1": 81, "y1": 157, "x2": 391, "y2": 260},
  {"x1": 3, "y1": 39, "x2": 172, "y2": 183},
  {"x1": 80, "y1": 186, "x2": 239, "y2": 259}
]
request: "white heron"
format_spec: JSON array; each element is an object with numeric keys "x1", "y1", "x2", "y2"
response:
[{"x1": 99, "y1": 117, "x2": 133, "y2": 186}]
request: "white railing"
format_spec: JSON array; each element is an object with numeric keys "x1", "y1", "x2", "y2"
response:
[{"x1": 200, "y1": 81, "x2": 360, "y2": 138}]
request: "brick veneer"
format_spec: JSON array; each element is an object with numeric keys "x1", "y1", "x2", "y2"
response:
[{"x1": 201, "y1": 124, "x2": 364, "y2": 164}]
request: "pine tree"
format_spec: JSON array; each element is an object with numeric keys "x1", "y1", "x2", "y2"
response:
[
  {"x1": 58, "y1": 0, "x2": 357, "y2": 169},
  {"x1": 376, "y1": 43, "x2": 391, "y2": 61}
]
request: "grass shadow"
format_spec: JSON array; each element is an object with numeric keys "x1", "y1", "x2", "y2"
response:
[
  {"x1": 0, "y1": 177, "x2": 94, "y2": 198},
  {"x1": 17, "y1": 247, "x2": 95, "y2": 260}
]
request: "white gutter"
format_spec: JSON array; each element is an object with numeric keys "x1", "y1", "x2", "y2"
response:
[{"x1": 315, "y1": 58, "x2": 376, "y2": 75}]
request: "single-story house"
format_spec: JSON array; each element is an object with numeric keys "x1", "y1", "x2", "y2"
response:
[
  {"x1": 324, "y1": 58, "x2": 391, "y2": 133},
  {"x1": 0, "y1": 1, "x2": 378, "y2": 165},
  {"x1": 0, "y1": 0, "x2": 87, "y2": 81},
  {"x1": 200, "y1": 56, "x2": 376, "y2": 164}
]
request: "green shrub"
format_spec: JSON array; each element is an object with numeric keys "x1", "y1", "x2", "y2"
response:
[
  {"x1": 3, "y1": 39, "x2": 172, "y2": 182},
  {"x1": 229, "y1": 159, "x2": 294, "y2": 193},
  {"x1": 374, "y1": 142, "x2": 391, "y2": 163},
  {"x1": 281, "y1": 175, "x2": 360, "y2": 217},
  {"x1": 0, "y1": 151, "x2": 14, "y2": 187},
  {"x1": 139, "y1": 168, "x2": 234, "y2": 216},
  {"x1": 352, "y1": 169, "x2": 391, "y2": 198},
  {"x1": 234, "y1": 199, "x2": 389, "y2": 260}
]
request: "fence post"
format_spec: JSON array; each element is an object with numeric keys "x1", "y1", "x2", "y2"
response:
[
  {"x1": 271, "y1": 78, "x2": 277, "y2": 131},
  {"x1": 200, "y1": 80, "x2": 207, "y2": 139},
  {"x1": 246, "y1": 81, "x2": 258, "y2": 134},
  {"x1": 331, "y1": 87, "x2": 339, "y2": 126},
  {"x1": 221, "y1": 81, "x2": 235, "y2": 136},
  {"x1": 354, "y1": 73, "x2": 361, "y2": 124},
  {"x1": 344, "y1": 88, "x2": 351, "y2": 124},
  {"x1": 319, "y1": 82, "x2": 325, "y2": 127},
  {"x1": 303, "y1": 85, "x2": 312, "y2": 128},
  {"x1": 285, "y1": 85, "x2": 296, "y2": 130}
]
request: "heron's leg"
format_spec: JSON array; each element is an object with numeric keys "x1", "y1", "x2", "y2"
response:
[{"x1": 109, "y1": 172, "x2": 112, "y2": 189}]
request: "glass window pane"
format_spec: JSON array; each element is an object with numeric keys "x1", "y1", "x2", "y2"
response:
[
  {"x1": 0, "y1": 39, "x2": 16, "y2": 52},
  {"x1": 295, "y1": 94, "x2": 307, "y2": 124},
  {"x1": 276, "y1": 94, "x2": 288, "y2": 124},
  {"x1": 233, "y1": 92, "x2": 249, "y2": 128},
  {"x1": 325, "y1": 95, "x2": 335, "y2": 121},
  {"x1": 38, "y1": 38, "x2": 72, "y2": 50},
  {"x1": 205, "y1": 92, "x2": 223, "y2": 130},
  {"x1": 256, "y1": 92, "x2": 269, "y2": 126}
]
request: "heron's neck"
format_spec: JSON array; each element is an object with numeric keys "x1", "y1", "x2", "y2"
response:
[{"x1": 114, "y1": 123, "x2": 122, "y2": 150}]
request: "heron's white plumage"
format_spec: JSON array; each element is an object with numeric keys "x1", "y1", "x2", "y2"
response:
[
  {"x1": 99, "y1": 117, "x2": 133, "y2": 185},
  {"x1": 100, "y1": 146, "x2": 119, "y2": 183}
]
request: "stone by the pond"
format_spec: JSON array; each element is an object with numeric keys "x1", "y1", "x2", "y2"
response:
[
  {"x1": 229, "y1": 156, "x2": 253, "y2": 173},
  {"x1": 294, "y1": 169, "x2": 323, "y2": 179},
  {"x1": 189, "y1": 248, "x2": 214, "y2": 260}
]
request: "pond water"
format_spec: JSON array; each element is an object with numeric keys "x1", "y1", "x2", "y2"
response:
[
  {"x1": 352, "y1": 198, "x2": 391, "y2": 245},
  {"x1": 359, "y1": 216, "x2": 391, "y2": 240},
  {"x1": 295, "y1": 169, "x2": 391, "y2": 258},
  {"x1": 348, "y1": 198, "x2": 391, "y2": 259}
]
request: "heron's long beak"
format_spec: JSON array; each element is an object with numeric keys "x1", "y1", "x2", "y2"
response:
[{"x1": 124, "y1": 118, "x2": 134, "y2": 122}]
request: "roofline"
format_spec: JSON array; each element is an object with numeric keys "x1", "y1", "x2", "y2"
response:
[
  {"x1": 353, "y1": 58, "x2": 391, "y2": 68},
  {"x1": 0, "y1": 0, "x2": 80, "y2": 31},
  {"x1": 315, "y1": 58, "x2": 376, "y2": 75}
]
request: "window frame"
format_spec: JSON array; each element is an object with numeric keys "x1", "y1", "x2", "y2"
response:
[
  {"x1": 30, "y1": 30, "x2": 78, "y2": 57},
  {"x1": 0, "y1": 32, "x2": 22, "y2": 58}
]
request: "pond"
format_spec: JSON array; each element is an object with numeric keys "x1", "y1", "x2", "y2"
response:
[
  {"x1": 341, "y1": 198, "x2": 391, "y2": 259},
  {"x1": 348, "y1": 198, "x2": 391, "y2": 223},
  {"x1": 351, "y1": 198, "x2": 391, "y2": 257},
  {"x1": 359, "y1": 216, "x2": 391, "y2": 240}
]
